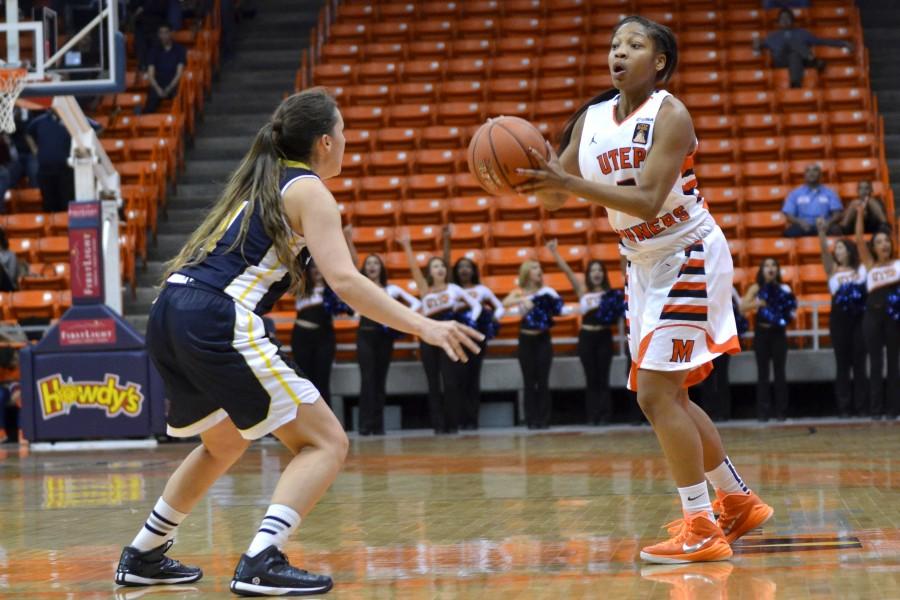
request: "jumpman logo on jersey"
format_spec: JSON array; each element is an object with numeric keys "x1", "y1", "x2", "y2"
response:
[{"x1": 589, "y1": 133, "x2": 600, "y2": 145}]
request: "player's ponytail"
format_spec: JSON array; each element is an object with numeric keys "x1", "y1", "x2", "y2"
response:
[
  {"x1": 558, "y1": 15, "x2": 678, "y2": 154},
  {"x1": 164, "y1": 89, "x2": 339, "y2": 291}
]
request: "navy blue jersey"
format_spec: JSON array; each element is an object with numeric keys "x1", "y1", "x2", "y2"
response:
[{"x1": 178, "y1": 166, "x2": 315, "y2": 315}]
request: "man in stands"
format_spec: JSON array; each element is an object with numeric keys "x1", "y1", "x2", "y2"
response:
[
  {"x1": 143, "y1": 24, "x2": 186, "y2": 114},
  {"x1": 782, "y1": 164, "x2": 844, "y2": 237},
  {"x1": 838, "y1": 180, "x2": 891, "y2": 235},
  {"x1": 753, "y1": 7, "x2": 853, "y2": 88}
]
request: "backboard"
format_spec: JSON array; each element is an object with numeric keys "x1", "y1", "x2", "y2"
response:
[{"x1": 1, "y1": 0, "x2": 125, "y2": 98}]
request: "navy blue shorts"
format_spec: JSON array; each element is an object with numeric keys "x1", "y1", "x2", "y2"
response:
[{"x1": 146, "y1": 280, "x2": 321, "y2": 440}]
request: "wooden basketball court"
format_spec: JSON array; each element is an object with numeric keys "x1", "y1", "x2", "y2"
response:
[{"x1": 1, "y1": 421, "x2": 898, "y2": 598}]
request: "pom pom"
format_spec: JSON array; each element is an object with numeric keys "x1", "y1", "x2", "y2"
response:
[
  {"x1": 733, "y1": 303, "x2": 750, "y2": 336},
  {"x1": 834, "y1": 282, "x2": 867, "y2": 317},
  {"x1": 595, "y1": 289, "x2": 626, "y2": 325},
  {"x1": 476, "y1": 310, "x2": 501, "y2": 340},
  {"x1": 523, "y1": 293, "x2": 564, "y2": 330},
  {"x1": 888, "y1": 289, "x2": 900, "y2": 322},
  {"x1": 757, "y1": 283, "x2": 797, "y2": 328},
  {"x1": 322, "y1": 286, "x2": 353, "y2": 316}
]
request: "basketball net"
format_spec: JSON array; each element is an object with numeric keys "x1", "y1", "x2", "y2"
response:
[{"x1": 0, "y1": 68, "x2": 27, "y2": 133}]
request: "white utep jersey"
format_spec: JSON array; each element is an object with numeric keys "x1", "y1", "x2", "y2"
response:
[
  {"x1": 866, "y1": 259, "x2": 900, "y2": 293},
  {"x1": 578, "y1": 90, "x2": 714, "y2": 260},
  {"x1": 828, "y1": 265, "x2": 866, "y2": 295},
  {"x1": 454, "y1": 284, "x2": 505, "y2": 319},
  {"x1": 421, "y1": 283, "x2": 482, "y2": 321}
]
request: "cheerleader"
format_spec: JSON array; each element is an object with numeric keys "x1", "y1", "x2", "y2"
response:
[
  {"x1": 547, "y1": 239, "x2": 622, "y2": 425},
  {"x1": 502, "y1": 260, "x2": 563, "y2": 429},
  {"x1": 356, "y1": 254, "x2": 421, "y2": 435},
  {"x1": 399, "y1": 234, "x2": 482, "y2": 434},
  {"x1": 854, "y1": 200, "x2": 900, "y2": 418},
  {"x1": 817, "y1": 217, "x2": 867, "y2": 417},
  {"x1": 741, "y1": 258, "x2": 797, "y2": 421},
  {"x1": 442, "y1": 226, "x2": 504, "y2": 430}
]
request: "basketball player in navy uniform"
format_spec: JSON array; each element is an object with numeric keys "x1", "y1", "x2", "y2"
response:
[{"x1": 114, "y1": 89, "x2": 482, "y2": 595}]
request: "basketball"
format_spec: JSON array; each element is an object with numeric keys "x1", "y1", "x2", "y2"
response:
[{"x1": 467, "y1": 116, "x2": 550, "y2": 195}]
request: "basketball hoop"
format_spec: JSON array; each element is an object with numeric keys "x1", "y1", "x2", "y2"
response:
[{"x1": 0, "y1": 68, "x2": 27, "y2": 133}]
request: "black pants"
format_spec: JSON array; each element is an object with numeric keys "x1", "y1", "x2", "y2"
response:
[
  {"x1": 754, "y1": 326, "x2": 788, "y2": 420},
  {"x1": 830, "y1": 308, "x2": 868, "y2": 416},
  {"x1": 290, "y1": 325, "x2": 335, "y2": 405},
  {"x1": 38, "y1": 167, "x2": 75, "y2": 213},
  {"x1": 577, "y1": 328, "x2": 614, "y2": 424},
  {"x1": 772, "y1": 49, "x2": 823, "y2": 88},
  {"x1": 143, "y1": 83, "x2": 179, "y2": 114},
  {"x1": 700, "y1": 353, "x2": 732, "y2": 421},
  {"x1": 518, "y1": 331, "x2": 553, "y2": 428},
  {"x1": 862, "y1": 307, "x2": 900, "y2": 417},
  {"x1": 420, "y1": 342, "x2": 460, "y2": 433},
  {"x1": 356, "y1": 327, "x2": 394, "y2": 434},
  {"x1": 458, "y1": 339, "x2": 487, "y2": 429}
]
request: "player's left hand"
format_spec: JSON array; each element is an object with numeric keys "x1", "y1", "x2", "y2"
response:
[{"x1": 515, "y1": 142, "x2": 571, "y2": 194}]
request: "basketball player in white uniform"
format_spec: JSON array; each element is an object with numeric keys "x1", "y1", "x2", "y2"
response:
[{"x1": 517, "y1": 16, "x2": 773, "y2": 563}]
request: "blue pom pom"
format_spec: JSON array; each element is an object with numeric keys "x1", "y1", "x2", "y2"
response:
[
  {"x1": 888, "y1": 289, "x2": 900, "y2": 322},
  {"x1": 834, "y1": 282, "x2": 867, "y2": 317},
  {"x1": 757, "y1": 283, "x2": 797, "y2": 328},
  {"x1": 523, "y1": 293, "x2": 563, "y2": 330},
  {"x1": 595, "y1": 289, "x2": 626, "y2": 325},
  {"x1": 476, "y1": 310, "x2": 501, "y2": 340}
]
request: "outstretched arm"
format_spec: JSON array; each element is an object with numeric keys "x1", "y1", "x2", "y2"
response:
[
  {"x1": 482, "y1": 287, "x2": 505, "y2": 319},
  {"x1": 441, "y1": 224, "x2": 451, "y2": 271},
  {"x1": 398, "y1": 233, "x2": 429, "y2": 297},
  {"x1": 455, "y1": 285, "x2": 482, "y2": 322},
  {"x1": 343, "y1": 224, "x2": 360, "y2": 268},
  {"x1": 816, "y1": 217, "x2": 835, "y2": 276},
  {"x1": 547, "y1": 238, "x2": 584, "y2": 299},
  {"x1": 517, "y1": 98, "x2": 696, "y2": 222}
]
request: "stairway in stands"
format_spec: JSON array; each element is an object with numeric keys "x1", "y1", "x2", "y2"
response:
[
  {"x1": 124, "y1": 0, "x2": 323, "y2": 331},
  {"x1": 858, "y1": 0, "x2": 900, "y2": 208}
]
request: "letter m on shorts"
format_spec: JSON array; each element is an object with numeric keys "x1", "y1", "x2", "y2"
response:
[{"x1": 670, "y1": 339, "x2": 695, "y2": 363}]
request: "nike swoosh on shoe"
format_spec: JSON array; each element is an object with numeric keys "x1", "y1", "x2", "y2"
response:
[{"x1": 682, "y1": 535, "x2": 714, "y2": 553}]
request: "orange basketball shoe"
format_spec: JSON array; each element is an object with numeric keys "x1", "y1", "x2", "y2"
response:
[
  {"x1": 713, "y1": 489, "x2": 774, "y2": 544},
  {"x1": 640, "y1": 513, "x2": 733, "y2": 564},
  {"x1": 640, "y1": 562, "x2": 734, "y2": 600}
]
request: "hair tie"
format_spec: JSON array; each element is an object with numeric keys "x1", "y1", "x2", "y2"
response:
[{"x1": 272, "y1": 119, "x2": 283, "y2": 133}]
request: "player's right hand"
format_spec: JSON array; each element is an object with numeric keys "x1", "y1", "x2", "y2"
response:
[{"x1": 420, "y1": 320, "x2": 484, "y2": 363}]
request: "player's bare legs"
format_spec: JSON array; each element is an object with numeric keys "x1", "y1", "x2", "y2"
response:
[{"x1": 677, "y1": 388, "x2": 726, "y2": 471}]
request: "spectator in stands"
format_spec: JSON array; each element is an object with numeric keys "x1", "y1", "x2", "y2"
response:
[
  {"x1": 753, "y1": 7, "x2": 853, "y2": 88},
  {"x1": 839, "y1": 180, "x2": 890, "y2": 235},
  {"x1": 10, "y1": 108, "x2": 38, "y2": 189},
  {"x1": 0, "y1": 135, "x2": 17, "y2": 213},
  {"x1": 399, "y1": 233, "x2": 481, "y2": 434},
  {"x1": 741, "y1": 258, "x2": 797, "y2": 421},
  {"x1": 547, "y1": 239, "x2": 618, "y2": 425},
  {"x1": 26, "y1": 110, "x2": 75, "y2": 213},
  {"x1": 817, "y1": 220, "x2": 867, "y2": 417},
  {"x1": 854, "y1": 202, "x2": 900, "y2": 419},
  {"x1": 503, "y1": 261, "x2": 563, "y2": 430},
  {"x1": 443, "y1": 226, "x2": 504, "y2": 430},
  {"x1": 356, "y1": 254, "x2": 420, "y2": 436},
  {"x1": 0, "y1": 230, "x2": 20, "y2": 292},
  {"x1": 0, "y1": 346, "x2": 21, "y2": 444},
  {"x1": 129, "y1": 0, "x2": 180, "y2": 69},
  {"x1": 143, "y1": 24, "x2": 186, "y2": 114},
  {"x1": 782, "y1": 164, "x2": 843, "y2": 237}
]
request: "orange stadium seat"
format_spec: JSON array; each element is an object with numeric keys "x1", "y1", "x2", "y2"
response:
[
  {"x1": 747, "y1": 238, "x2": 795, "y2": 265},
  {"x1": 829, "y1": 110, "x2": 874, "y2": 135},
  {"x1": 543, "y1": 271, "x2": 576, "y2": 302},
  {"x1": 822, "y1": 64, "x2": 866, "y2": 87},
  {"x1": 408, "y1": 174, "x2": 454, "y2": 198},
  {"x1": 695, "y1": 163, "x2": 739, "y2": 187},
  {"x1": 694, "y1": 115, "x2": 736, "y2": 139},
  {"x1": 326, "y1": 178, "x2": 358, "y2": 202},
  {"x1": 407, "y1": 41, "x2": 449, "y2": 60},
  {"x1": 369, "y1": 150, "x2": 412, "y2": 176},
  {"x1": 340, "y1": 152, "x2": 367, "y2": 177},
  {"x1": 440, "y1": 80, "x2": 485, "y2": 102},
  {"x1": 729, "y1": 69, "x2": 771, "y2": 92},
  {"x1": 314, "y1": 63, "x2": 354, "y2": 86},
  {"x1": 726, "y1": 48, "x2": 765, "y2": 69},
  {"x1": 731, "y1": 90, "x2": 776, "y2": 114},
  {"x1": 388, "y1": 104, "x2": 434, "y2": 128},
  {"x1": 449, "y1": 196, "x2": 493, "y2": 222},
  {"x1": 457, "y1": 17, "x2": 498, "y2": 39},
  {"x1": 413, "y1": 149, "x2": 459, "y2": 174},
  {"x1": 352, "y1": 226, "x2": 392, "y2": 253},
  {"x1": 728, "y1": 239, "x2": 748, "y2": 268},
  {"x1": 412, "y1": 20, "x2": 454, "y2": 42},
  {"x1": 451, "y1": 39, "x2": 494, "y2": 58},
  {"x1": 487, "y1": 78, "x2": 531, "y2": 102},
  {"x1": 359, "y1": 175, "x2": 405, "y2": 200},
  {"x1": 496, "y1": 196, "x2": 542, "y2": 221},
  {"x1": 436, "y1": 102, "x2": 485, "y2": 126},
  {"x1": 321, "y1": 42, "x2": 362, "y2": 63},
  {"x1": 450, "y1": 222, "x2": 490, "y2": 248},
  {"x1": 784, "y1": 112, "x2": 827, "y2": 136},
  {"x1": 796, "y1": 236, "x2": 834, "y2": 265},
  {"x1": 743, "y1": 161, "x2": 787, "y2": 186},
  {"x1": 329, "y1": 23, "x2": 368, "y2": 44},
  {"x1": 681, "y1": 30, "x2": 723, "y2": 50},
  {"x1": 740, "y1": 137, "x2": 782, "y2": 162},
  {"x1": 7, "y1": 189, "x2": 43, "y2": 213},
  {"x1": 588, "y1": 243, "x2": 622, "y2": 271},
  {"x1": 591, "y1": 217, "x2": 620, "y2": 244},
  {"x1": 492, "y1": 221, "x2": 541, "y2": 247},
  {"x1": 3, "y1": 213, "x2": 47, "y2": 238},
  {"x1": 401, "y1": 199, "x2": 445, "y2": 224},
  {"x1": 342, "y1": 105, "x2": 386, "y2": 129},
  {"x1": 482, "y1": 275, "x2": 518, "y2": 298},
  {"x1": 47, "y1": 212, "x2": 68, "y2": 236},
  {"x1": 549, "y1": 196, "x2": 593, "y2": 219},
  {"x1": 542, "y1": 218, "x2": 591, "y2": 245},
  {"x1": 702, "y1": 187, "x2": 741, "y2": 213},
  {"x1": 744, "y1": 185, "x2": 789, "y2": 213},
  {"x1": 732, "y1": 267, "x2": 751, "y2": 294},
  {"x1": 395, "y1": 82, "x2": 438, "y2": 104},
  {"x1": 836, "y1": 157, "x2": 880, "y2": 182},
  {"x1": 10, "y1": 290, "x2": 58, "y2": 321},
  {"x1": 698, "y1": 138, "x2": 738, "y2": 163},
  {"x1": 824, "y1": 87, "x2": 869, "y2": 112},
  {"x1": 453, "y1": 174, "x2": 485, "y2": 197},
  {"x1": 538, "y1": 244, "x2": 587, "y2": 272},
  {"x1": 744, "y1": 211, "x2": 788, "y2": 238},
  {"x1": 396, "y1": 224, "x2": 441, "y2": 251},
  {"x1": 681, "y1": 92, "x2": 728, "y2": 116},
  {"x1": 715, "y1": 213, "x2": 742, "y2": 239},
  {"x1": 543, "y1": 34, "x2": 585, "y2": 55},
  {"x1": 353, "y1": 200, "x2": 400, "y2": 227},
  {"x1": 786, "y1": 135, "x2": 830, "y2": 161},
  {"x1": 35, "y1": 237, "x2": 69, "y2": 263},
  {"x1": 485, "y1": 247, "x2": 537, "y2": 275},
  {"x1": 788, "y1": 159, "x2": 835, "y2": 184},
  {"x1": 832, "y1": 133, "x2": 876, "y2": 158},
  {"x1": 777, "y1": 88, "x2": 821, "y2": 113},
  {"x1": 738, "y1": 114, "x2": 782, "y2": 138},
  {"x1": 376, "y1": 128, "x2": 419, "y2": 151},
  {"x1": 352, "y1": 84, "x2": 392, "y2": 105},
  {"x1": 537, "y1": 54, "x2": 581, "y2": 78},
  {"x1": 422, "y1": 2, "x2": 461, "y2": 19},
  {"x1": 799, "y1": 264, "x2": 829, "y2": 294},
  {"x1": 344, "y1": 129, "x2": 374, "y2": 153},
  {"x1": 403, "y1": 59, "x2": 445, "y2": 82}
]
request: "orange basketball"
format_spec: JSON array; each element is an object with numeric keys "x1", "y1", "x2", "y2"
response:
[{"x1": 467, "y1": 116, "x2": 550, "y2": 195}]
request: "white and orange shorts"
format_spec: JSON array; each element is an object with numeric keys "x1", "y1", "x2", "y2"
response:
[{"x1": 625, "y1": 225, "x2": 740, "y2": 391}]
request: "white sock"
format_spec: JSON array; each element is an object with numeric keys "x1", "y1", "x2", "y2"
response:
[
  {"x1": 677, "y1": 481, "x2": 714, "y2": 523},
  {"x1": 246, "y1": 504, "x2": 300, "y2": 557},
  {"x1": 706, "y1": 456, "x2": 750, "y2": 495},
  {"x1": 131, "y1": 497, "x2": 187, "y2": 552}
]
